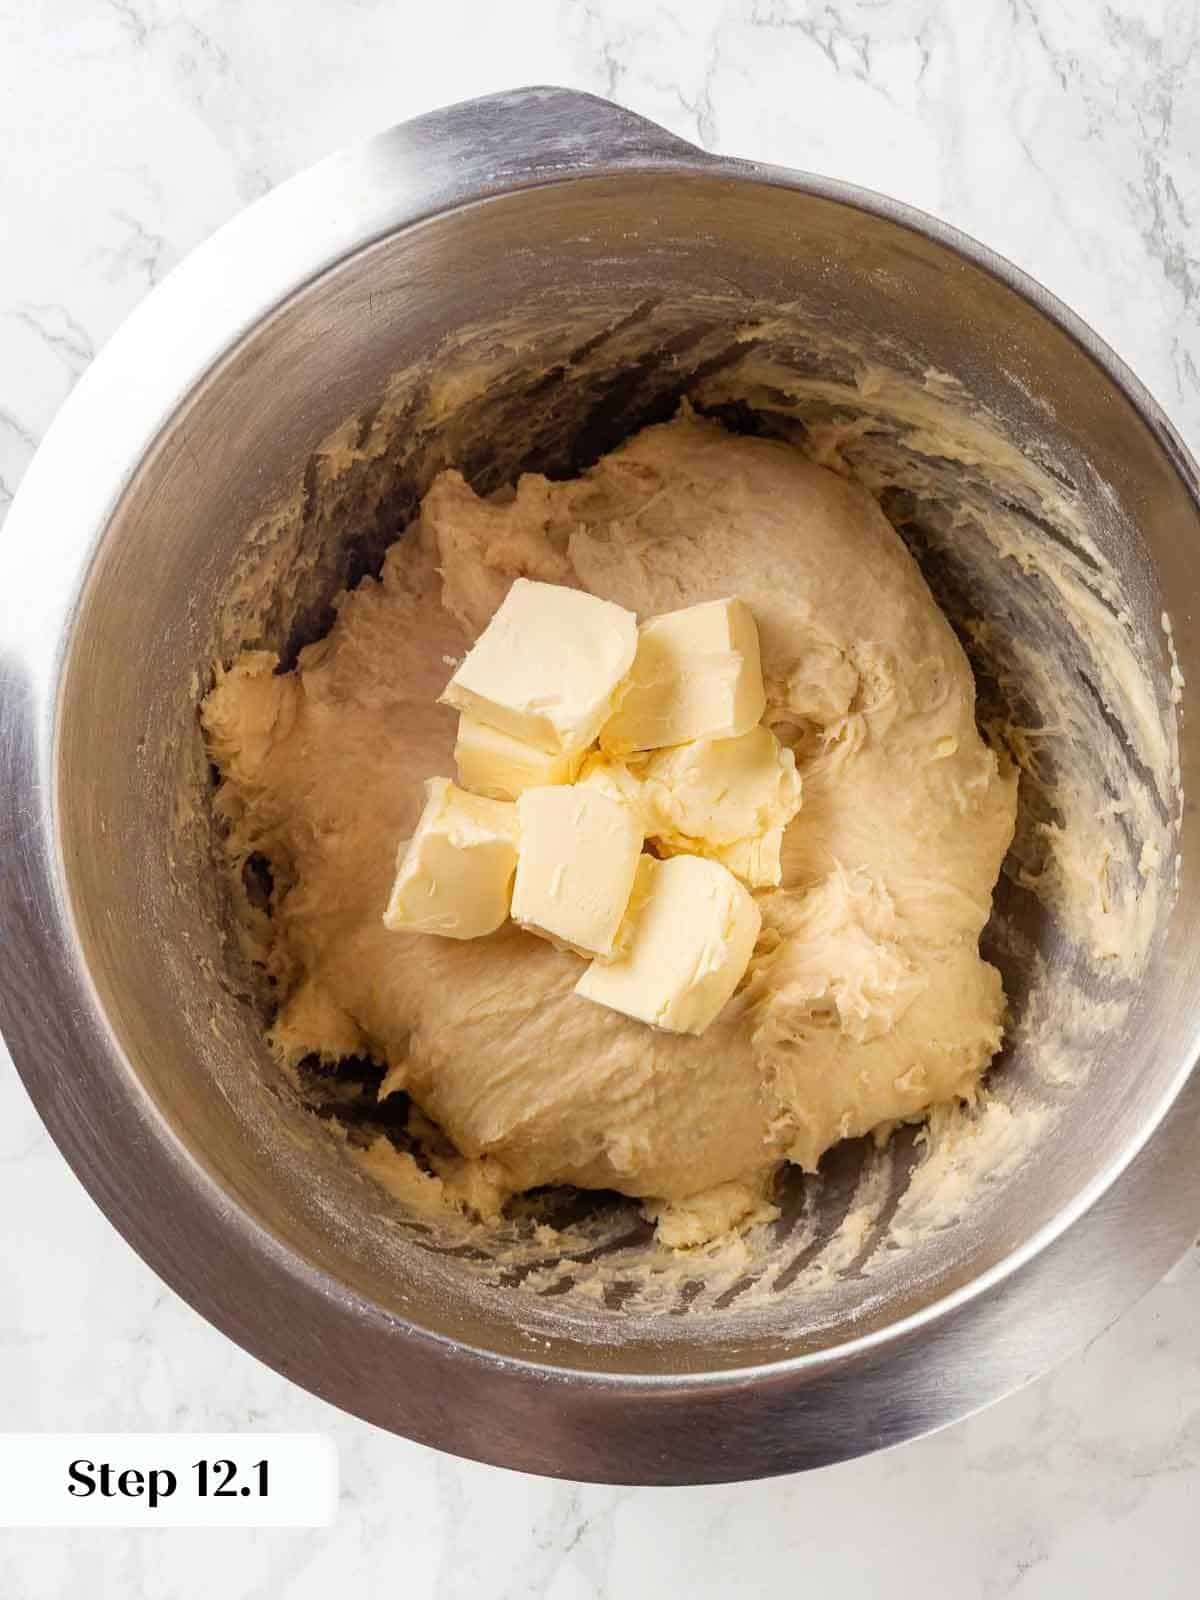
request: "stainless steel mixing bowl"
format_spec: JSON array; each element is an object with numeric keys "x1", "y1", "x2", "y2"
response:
[{"x1": 2, "y1": 88, "x2": 1198, "y2": 1484}]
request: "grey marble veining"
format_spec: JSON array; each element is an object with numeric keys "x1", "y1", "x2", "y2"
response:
[{"x1": 2, "y1": 1, "x2": 1198, "y2": 1594}]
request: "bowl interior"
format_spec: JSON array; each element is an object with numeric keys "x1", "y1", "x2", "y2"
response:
[{"x1": 55, "y1": 171, "x2": 1193, "y2": 1373}]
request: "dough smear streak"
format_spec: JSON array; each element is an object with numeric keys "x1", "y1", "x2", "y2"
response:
[{"x1": 202, "y1": 412, "x2": 1017, "y2": 1245}]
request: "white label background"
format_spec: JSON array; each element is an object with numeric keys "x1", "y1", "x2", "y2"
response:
[{"x1": 0, "y1": 1434, "x2": 338, "y2": 1527}]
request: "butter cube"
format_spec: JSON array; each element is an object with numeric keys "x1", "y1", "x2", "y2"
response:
[
  {"x1": 440, "y1": 578, "x2": 638, "y2": 755},
  {"x1": 575, "y1": 855, "x2": 761, "y2": 1035},
  {"x1": 513, "y1": 785, "x2": 643, "y2": 959},
  {"x1": 454, "y1": 715, "x2": 582, "y2": 800},
  {"x1": 583, "y1": 729, "x2": 800, "y2": 888},
  {"x1": 641, "y1": 725, "x2": 801, "y2": 887},
  {"x1": 574, "y1": 751, "x2": 652, "y2": 826},
  {"x1": 600, "y1": 597, "x2": 765, "y2": 753},
  {"x1": 383, "y1": 778, "x2": 517, "y2": 939},
  {"x1": 713, "y1": 827, "x2": 787, "y2": 890}
]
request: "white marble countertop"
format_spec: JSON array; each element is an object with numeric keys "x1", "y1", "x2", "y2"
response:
[{"x1": 2, "y1": 1, "x2": 1198, "y2": 1593}]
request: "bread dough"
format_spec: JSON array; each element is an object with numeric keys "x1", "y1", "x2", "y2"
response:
[{"x1": 202, "y1": 410, "x2": 1018, "y2": 1242}]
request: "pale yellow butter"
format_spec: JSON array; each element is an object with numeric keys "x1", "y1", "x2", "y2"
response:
[
  {"x1": 440, "y1": 578, "x2": 637, "y2": 755},
  {"x1": 641, "y1": 724, "x2": 801, "y2": 887},
  {"x1": 574, "y1": 750, "x2": 652, "y2": 825},
  {"x1": 512, "y1": 785, "x2": 644, "y2": 959},
  {"x1": 581, "y1": 729, "x2": 801, "y2": 888},
  {"x1": 454, "y1": 715, "x2": 582, "y2": 800},
  {"x1": 575, "y1": 854, "x2": 762, "y2": 1035},
  {"x1": 600, "y1": 596, "x2": 765, "y2": 753},
  {"x1": 713, "y1": 826, "x2": 787, "y2": 889},
  {"x1": 383, "y1": 777, "x2": 517, "y2": 939}
]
